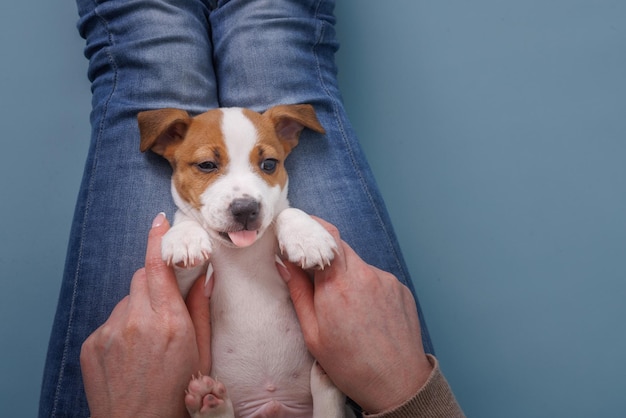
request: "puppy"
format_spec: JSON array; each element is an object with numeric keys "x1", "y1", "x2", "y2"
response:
[{"x1": 138, "y1": 105, "x2": 351, "y2": 418}]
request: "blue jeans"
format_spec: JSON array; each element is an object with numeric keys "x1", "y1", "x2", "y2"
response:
[{"x1": 39, "y1": 0, "x2": 433, "y2": 416}]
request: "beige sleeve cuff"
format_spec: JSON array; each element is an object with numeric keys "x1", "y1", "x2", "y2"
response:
[{"x1": 364, "y1": 355, "x2": 465, "y2": 418}]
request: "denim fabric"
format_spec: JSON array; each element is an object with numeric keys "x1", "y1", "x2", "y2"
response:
[{"x1": 39, "y1": 0, "x2": 433, "y2": 416}]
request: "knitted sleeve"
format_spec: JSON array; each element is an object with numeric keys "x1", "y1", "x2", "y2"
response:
[{"x1": 364, "y1": 355, "x2": 465, "y2": 418}]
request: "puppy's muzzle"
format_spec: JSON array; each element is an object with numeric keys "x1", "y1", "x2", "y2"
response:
[{"x1": 230, "y1": 197, "x2": 261, "y2": 230}]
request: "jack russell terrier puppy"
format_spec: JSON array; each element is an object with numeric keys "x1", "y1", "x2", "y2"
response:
[{"x1": 138, "y1": 104, "x2": 353, "y2": 418}]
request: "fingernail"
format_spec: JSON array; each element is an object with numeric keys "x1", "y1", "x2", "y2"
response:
[
  {"x1": 152, "y1": 212, "x2": 166, "y2": 228},
  {"x1": 275, "y1": 255, "x2": 291, "y2": 282}
]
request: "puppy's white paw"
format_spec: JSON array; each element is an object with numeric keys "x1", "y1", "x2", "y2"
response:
[
  {"x1": 162, "y1": 221, "x2": 212, "y2": 268},
  {"x1": 276, "y1": 208, "x2": 337, "y2": 269}
]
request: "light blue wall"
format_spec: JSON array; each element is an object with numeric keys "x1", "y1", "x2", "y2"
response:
[
  {"x1": 335, "y1": 2, "x2": 626, "y2": 417},
  {"x1": 1, "y1": 1, "x2": 624, "y2": 417},
  {"x1": 1, "y1": 2, "x2": 91, "y2": 417}
]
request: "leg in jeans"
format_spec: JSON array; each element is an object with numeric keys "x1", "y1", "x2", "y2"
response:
[
  {"x1": 40, "y1": 0, "x2": 432, "y2": 416},
  {"x1": 39, "y1": 1, "x2": 217, "y2": 416},
  {"x1": 210, "y1": 0, "x2": 433, "y2": 349}
]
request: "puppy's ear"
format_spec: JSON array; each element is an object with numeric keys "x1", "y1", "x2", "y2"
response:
[
  {"x1": 138, "y1": 109, "x2": 191, "y2": 159},
  {"x1": 264, "y1": 104, "x2": 326, "y2": 154}
]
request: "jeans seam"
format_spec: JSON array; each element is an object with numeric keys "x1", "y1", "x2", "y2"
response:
[
  {"x1": 313, "y1": 10, "x2": 431, "y2": 352},
  {"x1": 50, "y1": 2, "x2": 119, "y2": 415},
  {"x1": 312, "y1": 2, "x2": 410, "y2": 288}
]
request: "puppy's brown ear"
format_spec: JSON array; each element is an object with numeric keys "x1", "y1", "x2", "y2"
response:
[
  {"x1": 138, "y1": 108, "x2": 191, "y2": 159},
  {"x1": 264, "y1": 104, "x2": 325, "y2": 154}
]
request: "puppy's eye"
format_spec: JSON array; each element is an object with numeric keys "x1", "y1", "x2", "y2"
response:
[
  {"x1": 260, "y1": 158, "x2": 278, "y2": 174},
  {"x1": 196, "y1": 161, "x2": 218, "y2": 173}
]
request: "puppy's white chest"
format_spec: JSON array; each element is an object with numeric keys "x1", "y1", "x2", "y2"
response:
[{"x1": 209, "y1": 233, "x2": 314, "y2": 415}]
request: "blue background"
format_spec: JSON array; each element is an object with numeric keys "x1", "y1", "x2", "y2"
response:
[{"x1": 1, "y1": 1, "x2": 625, "y2": 417}]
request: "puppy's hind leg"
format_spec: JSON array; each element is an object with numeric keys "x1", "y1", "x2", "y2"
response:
[
  {"x1": 185, "y1": 374, "x2": 235, "y2": 418},
  {"x1": 311, "y1": 362, "x2": 354, "y2": 418}
]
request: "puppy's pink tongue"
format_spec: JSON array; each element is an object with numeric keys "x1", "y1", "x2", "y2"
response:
[{"x1": 228, "y1": 230, "x2": 257, "y2": 247}]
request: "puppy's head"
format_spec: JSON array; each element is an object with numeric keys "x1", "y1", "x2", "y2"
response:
[{"x1": 138, "y1": 104, "x2": 325, "y2": 248}]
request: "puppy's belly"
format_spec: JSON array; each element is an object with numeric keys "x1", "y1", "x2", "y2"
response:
[{"x1": 210, "y1": 268, "x2": 314, "y2": 417}]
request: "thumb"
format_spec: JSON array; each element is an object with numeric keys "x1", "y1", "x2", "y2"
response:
[
  {"x1": 186, "y1": 274, "x2": 212, "y2": 374},
  {"x1": 145, "y1": 213, "x2": 183, "y2": 306},
  {"x1": 276, "y1": 259, "x2": 319, "y2": 348}
]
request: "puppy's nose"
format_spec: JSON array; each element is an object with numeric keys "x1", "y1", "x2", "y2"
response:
[{"x1": 230, "y1": 198, "x2": 260, "y2": 228}]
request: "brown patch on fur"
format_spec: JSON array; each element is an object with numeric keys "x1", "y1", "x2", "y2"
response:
[
  {"x1": 242, "y1": 106, "x2": 325, "y2": 189},
  {"x1": 173, "y1": 111, "x2": 230, "y2": 209},
  {"x1": 138, "y1": 108, "x2": 191, "y2": 157},
  {"x1": 139, "y1": 105, "x2": 325, "y2": 207},
  {"x1": 252, "y1": 140, "x2": 288, "y2": 189},
  {"x1": 262, "y1": 104, "x2": 325, "y2": 154},
  {"x1": 139, "y1": 109, "x2": 229, "y2": 209}
]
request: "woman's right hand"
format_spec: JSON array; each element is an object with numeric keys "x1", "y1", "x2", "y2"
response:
[{"x1": 277, "y1": 217, "x2": 433, "y2": 414}]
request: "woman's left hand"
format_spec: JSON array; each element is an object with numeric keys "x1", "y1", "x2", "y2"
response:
[{"x1": 80, "y1": 213, "x2": 212, "y2": 418}]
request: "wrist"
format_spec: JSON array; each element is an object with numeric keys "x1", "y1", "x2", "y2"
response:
[{"x1": 364, "y1": 354, "x2": 434, "y2": 414}]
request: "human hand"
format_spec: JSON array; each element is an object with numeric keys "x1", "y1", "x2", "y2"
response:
[
  {"x1": 80, "y1": 213, "x2": 211, "y2": 418},
  {"x1": 277, "y1": 217, "x2": 433, "y2": 414}
]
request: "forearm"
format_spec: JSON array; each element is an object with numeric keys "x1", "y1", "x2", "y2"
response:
[{"x1": 365, "y1": 355, "x2": 465, "y2": 418}]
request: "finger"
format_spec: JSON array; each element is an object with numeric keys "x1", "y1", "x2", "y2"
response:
[
  {"x1": 109, "y1": 294, "x2": 131, "y2": 323},
  {"x1": 91, "y1": 293, "x2": 131, "y2": 339},
  {"x1": 309, "y1": 216, "x2": 348, "y2": 276},
  {"x1": 144, "y1": 213, "x2": 184, "y2": 307},
  {"x1": 370, "y1": 264, "x2": 402, "y2": 283},
  {"x1": 186, "y1": 275, "x2": 212, "y2": 373},
  {"x1": 128, "y1": 267, "x2": 148, "y2": 301},
  {"x1": 278, "y1": 260, "x2": 320, "y2": 349},
  {"x1": 81, "y1": 293, "x2": 131, "y2": 370}
]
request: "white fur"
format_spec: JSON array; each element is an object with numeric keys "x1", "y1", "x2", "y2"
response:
[
  {"x1": 195, "y1": 109, "x2": 287, "y2": 245},
  {"x1": 161, "y1": 108, "x2": 350, "y2": 418}
]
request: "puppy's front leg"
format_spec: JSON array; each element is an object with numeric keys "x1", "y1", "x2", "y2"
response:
[
  {"x1": 275, "y1": 208, "x2": 337, "y2": 269},
  {"x1": 162, "y1": 210, "x2": 213, "y2": 296}
]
